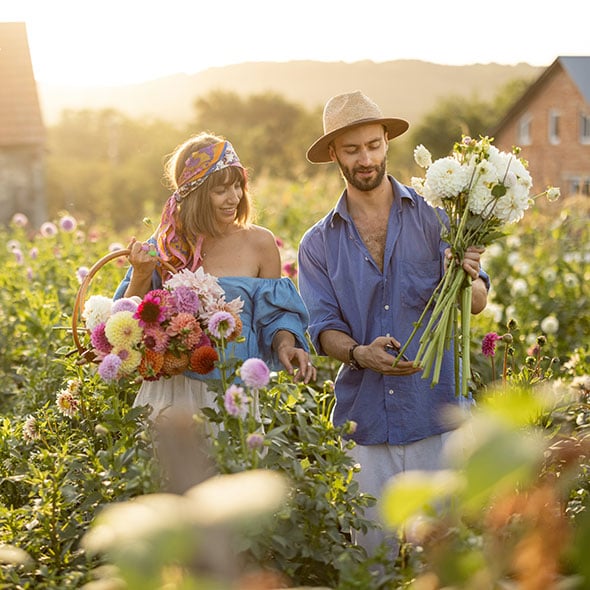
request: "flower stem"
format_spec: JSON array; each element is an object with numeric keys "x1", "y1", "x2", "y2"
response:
[
  {"x1": 460, "y1": 281, "x2": 472, "y2": 398},
  {"x1": 414, "y1": 266, "x2": 463, "y2": 365},
  {"x1": 393, "y1": 266, "x2": 449, "y2": 366}
]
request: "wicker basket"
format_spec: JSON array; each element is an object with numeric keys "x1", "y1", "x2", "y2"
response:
[{"x1": 71, "y1": 248, "x2": 176, "y2": 364}]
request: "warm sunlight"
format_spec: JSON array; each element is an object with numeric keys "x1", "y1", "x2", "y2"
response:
[{"x1": 1, "y1": 0, "x2": 589, "y2": 87}]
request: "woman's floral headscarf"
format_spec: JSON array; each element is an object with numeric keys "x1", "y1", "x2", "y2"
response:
[{"x1": 157, "y1": 140, "x2": 243, "y2": 272}]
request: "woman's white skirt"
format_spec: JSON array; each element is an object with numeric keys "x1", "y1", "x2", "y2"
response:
[{"x1": 133, "y1": 374, "x2": 217, "y2": 421}]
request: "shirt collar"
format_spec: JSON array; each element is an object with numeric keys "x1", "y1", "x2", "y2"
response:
[{"x1": 329, "y1": 175, "x2": 416, "y2": 225}]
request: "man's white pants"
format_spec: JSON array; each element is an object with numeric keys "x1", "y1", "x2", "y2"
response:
[{"x1": 348, "y1": 432, "x2": 452, "y2": 559}]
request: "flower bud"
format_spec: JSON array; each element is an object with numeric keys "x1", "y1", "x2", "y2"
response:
[
  {"x1": 95, "y1": 424, "x2": 109, "y2": 437},
  {"x1": 344, "y1": 420, "x2": 358, "y2": 435},
  {"x1": 247, "y1": 432, "x2": 265, "y2": 449},
  {"x1": 546, "y1": 187, "x2": 560, "y2": 202}
]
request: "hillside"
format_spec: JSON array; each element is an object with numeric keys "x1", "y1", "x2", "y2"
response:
[{"x1": 38, "y1": 59, "x2": 544, "y2": 126}]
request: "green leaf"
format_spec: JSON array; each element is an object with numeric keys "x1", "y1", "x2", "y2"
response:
[
  {"x1": 491, "y1": 183, "x2": 507, "y2": 197},
  {"x1": 379, "y1": 469, "x2": 462, "y2": 528}
]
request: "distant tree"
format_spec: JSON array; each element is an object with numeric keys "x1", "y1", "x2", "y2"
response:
[
  {"x1": 406, "y1": 94, "x2": 497, "y2": 162},
  {"x1": 46, "y1": 109, "x2": 183, "y2": 230},
  {"x1": 492, "y1": 78, "x2": 531, "y2": 122},
  {"x1": 400, "y1": 77, "x2": 534, "y2": 174},
  {"x1": 190, "y1": 91, "x2": 320, "y2": 180}
]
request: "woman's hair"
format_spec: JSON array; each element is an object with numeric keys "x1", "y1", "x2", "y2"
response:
[{"x1": 164, "y1": 132, "x2": 251, "y2": 242}]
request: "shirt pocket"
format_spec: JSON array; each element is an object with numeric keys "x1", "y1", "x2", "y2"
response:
[{"x1": 400, "y1": 259, "x2": 441, "y2": 309}]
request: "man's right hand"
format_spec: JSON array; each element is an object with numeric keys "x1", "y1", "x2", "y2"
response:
[{"x1": 353, "y1": 336, "x2": 421, "y2": 376}]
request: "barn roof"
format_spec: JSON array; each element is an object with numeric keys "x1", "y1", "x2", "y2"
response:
[{"x1": 0, "y1": 21, "x2": 46, "y2": 147}]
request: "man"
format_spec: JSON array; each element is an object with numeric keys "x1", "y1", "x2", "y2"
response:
[{"x1": 297, "y1": 91, "x2": 489, "y2": 557}]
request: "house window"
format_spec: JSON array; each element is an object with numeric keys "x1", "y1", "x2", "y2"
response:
[
  {"x1": 549, "y1": 110, "x2": 560, "y2": 145},
  {"x1": 517, "y1": 114, "x2": 532, "y2": 145},
  {"x1": 580, "y1": 113, "x2": 590, "y2": 145},
  {"x1": 569, "y1": 178, "x2": 581, "y2": 195}
]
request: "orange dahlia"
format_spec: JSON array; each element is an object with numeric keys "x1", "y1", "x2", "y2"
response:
[
  {"x1": 161, "y1": 351, "x2": 189, "y2": 376},
  {"x1": 226, "y1": 313, "x2": 243, "y2": 342},
  {"x1": 139, "y1": 349, "x2": 165, "y2": 380},
  {"x1": 189, "y1": 345, "x2": 218, "y2": 374}
]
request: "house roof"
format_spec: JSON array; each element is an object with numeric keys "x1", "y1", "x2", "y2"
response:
[
  {"x1": 560, "y1": 56, "x2": 590, "y2": 102},
  {"x1": 0, "y1": 21, "x2": 46, "y2": 147},
  {"x1": 492, "y1": 56, "x2": 590, "y2": 135}
]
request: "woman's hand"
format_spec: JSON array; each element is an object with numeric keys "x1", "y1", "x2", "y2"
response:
[
  {"x1": 127, "y1": 237, "x2": 158, "y2": 276},
  {"x1": 123, "y1": 237, "x2": 158, "y2": 298},
  {"x1": 273, "y1": 330, "x2": 316, "y2": 384}
]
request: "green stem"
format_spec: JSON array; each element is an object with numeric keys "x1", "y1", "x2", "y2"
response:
[
  {"x1": 451, "y1": 197, "x2": 473, "y2": 255},
  {"x1": 430, "y1": 308, "x2": 451, "y2": 386},
  {"x1": 414, "y1": 267, "x2": 464, "y2": 365},
  {"x1": 502, "y1": 344, "x2": 509, "y2": 387},
  {"x1": 393, "y1": 267, "x2": 449, "y2": 366},
  {"x1": 460, "y1": 281, "x2": 472, "y2": 398},
  {"x1": 453, "y1": 304, "x2": 460, "y2": 394}
]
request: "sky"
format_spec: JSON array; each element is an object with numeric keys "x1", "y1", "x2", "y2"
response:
[{"x1": 2, "y1": 0, "x2": 589, "y2": 87}]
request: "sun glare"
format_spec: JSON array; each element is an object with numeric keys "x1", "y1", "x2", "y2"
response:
[{"x1": 1, "y1": 0, "x2": 588, "y2": 87}]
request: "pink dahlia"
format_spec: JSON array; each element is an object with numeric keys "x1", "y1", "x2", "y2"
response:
[
  {"x1": 170, "y1": 285, "x2": 200, "y2": 315},
  {"x1": 283, "y1": 261, "x2": 297, "y2": 278},
  {"x1": 143, "y1": 324, "x2": 170, "y2": 352},
  {"x1": 11, "y1": 213, "x2": 28, "y2": 227},
  {"x1": 224, "y1": 384, "x2": 248, "y2": 419},
  {"x1": 59, "y1": 214, "x2": 77, "y2": 232},
  {"x1": 208, "y1": 311, "x2": 236, "y2": 339},
  {"x1": 39, "y1": 222, "x2": 58, "y2": 237},
  {"x1": 135, "y1": 290, "x2": 169, "y2": 326},
  {"x1": 90, "y1": 322, "x2": 112, "y2": 354},
  {"x1": 240, "y1": 358, "x2": 270, "y2": 389},
  {"x1": 98, "y1": 353, "x2": 122, "y2": 381}
]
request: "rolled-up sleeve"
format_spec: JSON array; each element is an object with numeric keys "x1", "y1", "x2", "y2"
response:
[
  {"x1": 252, "y1": 278, "x2": 311, "y2": 366},
  {"x1": 298, "y1": 226, "x2": 351, "y2": 355}
]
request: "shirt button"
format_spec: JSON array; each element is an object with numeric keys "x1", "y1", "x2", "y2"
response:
[
  {"x1": 384, "y1": 304, "x2": 390, "y2": 310},
  {"x1": 388, "y1": 389, "x2": 394, "y2": 395}
]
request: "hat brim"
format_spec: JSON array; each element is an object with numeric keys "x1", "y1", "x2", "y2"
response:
[{"x1": 306, "y1": 117, "x2": 409, "y2": 164}]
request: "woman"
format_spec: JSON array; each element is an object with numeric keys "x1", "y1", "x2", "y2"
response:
[{"x1": 114, "y1": 132, "x2": 315, "y2": 419}]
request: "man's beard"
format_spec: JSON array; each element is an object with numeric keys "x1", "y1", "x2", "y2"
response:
[{"x1": 337, "y1": 156, "x2": 387, "y2": 192}]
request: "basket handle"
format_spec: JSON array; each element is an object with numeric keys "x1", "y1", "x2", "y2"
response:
[{"x1": 71, "y1": 248, "x2": 177, "y2": 358}]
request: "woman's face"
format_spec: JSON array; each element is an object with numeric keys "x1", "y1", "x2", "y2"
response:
[{"x1": 208, "y1": 179, "x2": 243, "y2": 228}]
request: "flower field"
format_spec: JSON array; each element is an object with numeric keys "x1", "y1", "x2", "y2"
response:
[{"x1": 0, "y1": 184, "x2": 589, "y2": 589}]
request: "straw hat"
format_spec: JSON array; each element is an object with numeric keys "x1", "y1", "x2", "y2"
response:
[{"x1": 306, "y1": 90, "x2": 409, "y2": 164}]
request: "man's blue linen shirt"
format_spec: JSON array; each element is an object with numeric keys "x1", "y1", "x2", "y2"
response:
[{"x1": 297, "y1": 175, "x2": 489, "y2": 446}]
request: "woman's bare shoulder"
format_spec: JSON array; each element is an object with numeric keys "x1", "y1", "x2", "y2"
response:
[{"x1": 243, "y1": 224, "x2": 278, "y2": 247}]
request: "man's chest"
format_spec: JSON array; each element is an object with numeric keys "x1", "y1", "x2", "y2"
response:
[{"x1": 353, "y1": 216, "x2": 389, "y2": 271}]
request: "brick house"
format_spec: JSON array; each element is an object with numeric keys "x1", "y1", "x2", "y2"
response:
[
  {"x1": 493, "y1": 56, "x2": 590, "y2": 197},
  {"x1": 0, "y1": 21, "x2": 47, "y2": 227}
]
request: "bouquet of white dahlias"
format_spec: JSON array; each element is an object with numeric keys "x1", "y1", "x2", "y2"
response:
[{"x1": 394, "y1": 136, "x2": 560, "y2": 397}]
